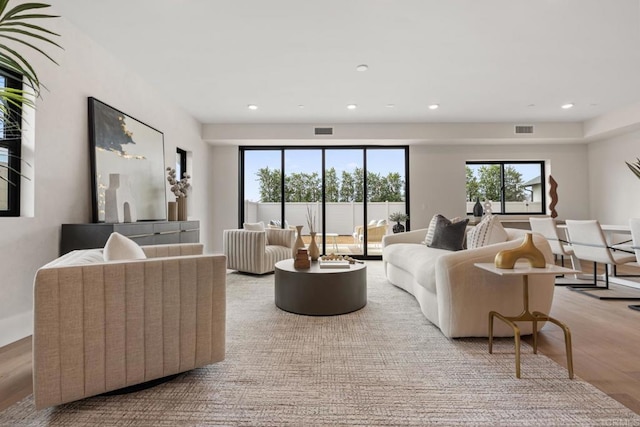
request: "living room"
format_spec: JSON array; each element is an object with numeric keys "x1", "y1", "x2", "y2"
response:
[{"x1": 1, "y1": 0, "x2": 640, "y2": 424}]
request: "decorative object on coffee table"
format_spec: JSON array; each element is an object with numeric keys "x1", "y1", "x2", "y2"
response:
[
  {"x1": 389, "y1": 211, "x2": 409, "y2": 233},
  {"x1": 306, "y1": 205, "x2": 320, "y2": 261},
  {"x1": 292, "y1": 225, "x2": 305, "y2": 257},
  {"x1": 294, "y1": 248, "x2": 310, "y2": 269},
  {"x1": 495, "y1": 232, "x2": 546, "y2": 269},
  {"x1": 308, "y1": 232, "x2": 320, "y2": 261},
  {"x1": 104, "y1": 173, "x2": 137, "y2": 223}
]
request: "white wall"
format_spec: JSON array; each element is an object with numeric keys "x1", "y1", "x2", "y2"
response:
[
  {"x1": 409, "y1": 143, "x2": 590, "y2": 230},
  {"x1": 0, "y1": 10, "x2": 209, "y2": 347},
  {"x1": 588, "y1": 130, "x2": 640, "y2": 224}
]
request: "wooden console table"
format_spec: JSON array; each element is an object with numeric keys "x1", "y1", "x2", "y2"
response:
[
  {"x1": 475, "y1": 262, "x2": 579, "y2": 379},
  {"x1": 60, "y1": 220, "x2": 199, "y2": 255}
]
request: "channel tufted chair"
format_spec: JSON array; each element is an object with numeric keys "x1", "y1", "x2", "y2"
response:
[{"x1": 223, "y1": 227, "x2": 295, "y2": 274}]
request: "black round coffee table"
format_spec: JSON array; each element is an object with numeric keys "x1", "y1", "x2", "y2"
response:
[{"x1": 274, "y1": 259, "x2": 367, "y2": 316}]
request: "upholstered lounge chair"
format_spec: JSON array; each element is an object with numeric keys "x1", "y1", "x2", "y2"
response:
[
  {"x1": 223, "y1": 228, "x2": 295, "y2": 274},
  {"x1": 33, "y1": 243, "x2": 226, "y2": 409}
]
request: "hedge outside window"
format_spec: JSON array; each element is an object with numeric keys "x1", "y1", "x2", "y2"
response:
[{"x1": 466, "y1": 161, "x2": 546, "y2": 215}]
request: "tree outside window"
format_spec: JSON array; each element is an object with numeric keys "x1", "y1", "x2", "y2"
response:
[{"x1": 466, "y1": 161, "x2": 545, "y2": 214}]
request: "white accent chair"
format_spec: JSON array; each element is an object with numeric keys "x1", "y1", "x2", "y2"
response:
[
  {"x1": 33, "y1": 244, "x2": 226, "y2": 409},
  {"x1": 629, "y1": 218, "x2": 640, "y2": 311},
  {"x1": 529, "y1": 217, "x2": 574, "y2": 266},
  {"x1": 565, "y1": 220, "x2": 638, "y2": 299},
  {"x1": 223, "y1": 228, "x2": 295, "y2": 274}
]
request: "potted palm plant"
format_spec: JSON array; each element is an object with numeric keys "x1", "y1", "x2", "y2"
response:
[
  {"x1": 0, "y1": 0, "x2": 61, "y2": 184},
  {"x1": 389, "y1": 211, "x2": 409, "y2": 233},
  {"x1": 626, "y1": 158, "x2": 640, "y2": 180}
]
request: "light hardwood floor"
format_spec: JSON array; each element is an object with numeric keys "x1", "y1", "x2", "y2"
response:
[{"x1": 2, "y1": 265, "x2": 640, "y2": 415}]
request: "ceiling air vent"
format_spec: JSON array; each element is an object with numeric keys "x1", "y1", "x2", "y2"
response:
[
  {"x1": 314, "y1": 127, "x2": 333, "y2": 135},
  {"x1": 514, "y1": 125, "x2": 534, "y2": 135}
]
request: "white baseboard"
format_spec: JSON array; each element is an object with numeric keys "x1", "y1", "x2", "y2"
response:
[{"x1": 0, "y1": 311, "x2": 33, "y2": 348}]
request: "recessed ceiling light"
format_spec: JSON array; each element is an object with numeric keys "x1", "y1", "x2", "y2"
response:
[
  {"x1": 428, "y1": 104, "x2": 439, "y2": 110},
  {"x1": 247, "y1": 104, "x2": 258, "y2": 110},
  {"x1": 527, "y1": 104, "x2": 536, "y2": 107},
  {"x1": 347, "y1": 104, "x2": 357, "y2": 110},
  {"x1": 386, "y1": 104, "x2": 395, "y2": 108},
  {"x1": 561, "y1": 103, "x2": 574, "y2": 109},
  {"x1": 298, "y1": 104, "x2": 305, "y2": 109},
  {"x1": 356, "y1": 64, "x2": 368, "y2": 72}
]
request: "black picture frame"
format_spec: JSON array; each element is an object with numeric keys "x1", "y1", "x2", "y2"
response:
[{"x1": 88, "y1": 97, "x2": 166, "y2": 222}]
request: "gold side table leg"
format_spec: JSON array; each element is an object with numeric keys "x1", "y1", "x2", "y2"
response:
[
  {"x1": 534, "y1": 312, "x2": 574, "y2": 379},
  {"x1": 489, "y1": 311, "x2": 522, "y2": 378}
]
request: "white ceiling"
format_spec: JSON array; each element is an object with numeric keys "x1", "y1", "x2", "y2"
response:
[{"x1": 55, "y1": 0, "x2": 640, "y2": 125}]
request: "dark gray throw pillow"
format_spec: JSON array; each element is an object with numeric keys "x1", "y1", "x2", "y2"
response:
[{"x1": 428, "y1": 215, "x2": 469, "y2": 251}]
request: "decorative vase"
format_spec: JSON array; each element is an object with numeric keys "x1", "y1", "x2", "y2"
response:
[
  {"x1": 472, "y1": 198, "x2": 483, "y2": 217},
  {"x1": 494, "y1": 232, "x2": 546, "y2": 269},
  {"x1": 392, "y1": 222, "x2": 405, "y2": 233},
  {"x1": 168, "y1": 201, "x2": 178, "y2": 221},
  {"x1": 292, "y1": 225, "x2": 305, "y2": 258},
  {"x1": 308, "y1": 232, "x2": 320, "y2": 261},
  {"x1": 177, "y1": 197, "x2": 188, "y2": 221}
]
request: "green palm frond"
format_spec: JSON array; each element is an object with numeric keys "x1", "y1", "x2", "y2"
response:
[
  {"x1": 626, "y1": 158, "x2": 640, "y2": 180},
  {"x1": 0, "y1": 1, "x2": 61, "y2": 98}
]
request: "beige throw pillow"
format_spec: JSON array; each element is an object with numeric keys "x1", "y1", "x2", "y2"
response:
[
  {"x1": 243, "y1": 221, "x2": 269, "y2": 244},
  {"x1": 467, "y1": 215, "x2": 508, "y2": 249},
  {"x1": 103, "y1": 232, "x2": 147, "y2": 261}
]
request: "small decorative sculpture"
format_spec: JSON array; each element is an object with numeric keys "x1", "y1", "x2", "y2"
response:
[
  {"x1": 548, "y1": 175, "x2": 558, "y2": 219},
  {"x1": 294, "y1": 248, "x2": 310, "y2": 269},
  {"x1": 494, "y1": 233, "x2": 546, "y2": 268},
  {"x1": 472, "y1": 198, "x2": 483, "y2": 217},
  {"x1": 483, "y1": 200, "x2": 492, "y2": 216},
  {"x1": 105, "y1": 173, "x2": 137, "y2": 223}
]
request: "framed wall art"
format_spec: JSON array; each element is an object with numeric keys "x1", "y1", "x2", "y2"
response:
[{"x1": 88, "y1": 97, "x2": 166, "y2": 222}]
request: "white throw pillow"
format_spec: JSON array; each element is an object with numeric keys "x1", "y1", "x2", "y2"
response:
[
  {"x1": 376, "y1": 219, "x2": 387, "y2": 227},
  {"x1": 244, "y1": 221, "x2": 268, "y2": 244},
  {"x1": 424, "y1": 215, "x2": 439, "y2": 246},
  {"x1": 467, "y1": 215, "x2": 508, "y2": 249},
  {"x1": 103, "y1": 232, "x2": 147, "y2": 261}
]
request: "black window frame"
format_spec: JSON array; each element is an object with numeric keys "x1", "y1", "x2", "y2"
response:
[
  {"x1": 0, "y1": 67, "x2": 23, "y2": 217},
  {"x1": 465, "y1": 160, "x2": 546, "y2": 215},
  {"x1": 176, "y1": 147, "x2": 187, "y2": 181},
  {"x1": 239, "y1": 145, "x2": 410, "y2": 260}
]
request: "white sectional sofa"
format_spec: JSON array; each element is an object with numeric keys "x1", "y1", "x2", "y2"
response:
[{"x1": 382, "y1": 228, "x2": 555, "y2": 338}]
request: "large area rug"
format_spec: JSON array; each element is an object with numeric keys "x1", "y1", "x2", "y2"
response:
[{"x1": 2, "y1": 262, "x2": 639, "y2": 426}]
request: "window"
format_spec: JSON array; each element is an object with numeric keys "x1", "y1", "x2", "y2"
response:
[
  {"x1": 176, "y1": 147, "x2": 187, "y2": 181},
  {"x1": 0, "y1": 68, "x2": 23, "y2": 216},
  {"x1": 466, "y1": 161, "x2": 545, "y2": 215},
  {"x1": 240, "y1": 146, "x2": 409, "y2": 258}
]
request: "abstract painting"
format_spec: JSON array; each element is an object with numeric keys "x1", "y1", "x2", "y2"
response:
[{"x1": 88, "y1": 97, "x2": 166, "y2": 222}]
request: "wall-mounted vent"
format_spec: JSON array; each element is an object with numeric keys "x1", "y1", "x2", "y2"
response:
[
  {"x1": 514, "y1": 125, "x2": 534, "y2": 134},
  {"x1": 314, "y1": 127, "x2": 333, "y2": 135}
]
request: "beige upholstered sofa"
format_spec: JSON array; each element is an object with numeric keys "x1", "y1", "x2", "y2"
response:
[
  {"x1": 382, "y1": 228, "x2": 555, "y2": 338},
  {"x1": 33, "y1": 243, "x2": 226, "y2": 409},
  {"x1": 223, "y1": 228, "x2": 295, "y2": 274}
]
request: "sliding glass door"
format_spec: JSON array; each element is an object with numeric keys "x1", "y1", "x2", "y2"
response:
[{"x1": 240, "y1": 146, "x2": 409, "y2": 259}]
